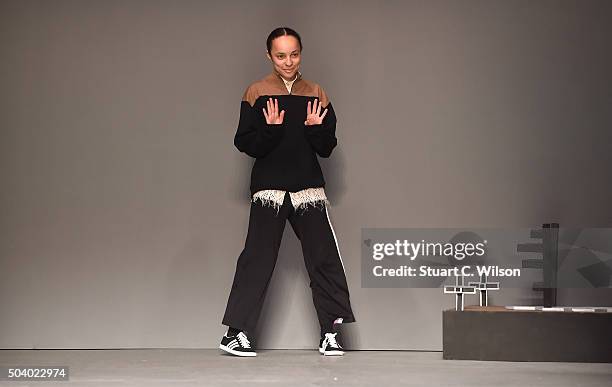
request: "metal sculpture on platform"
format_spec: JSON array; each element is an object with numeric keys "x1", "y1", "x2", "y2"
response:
[
  {"x1": 468, "y1": 273, "x2": 500, "y2": 307},
  {"x1": 442, "y1": 223, "x2": 562, "y2": 311},
  {"x1": 443, "y1": 273, "x2": 476, "y2": 311},
  {"x1": 517, "y1": 223, "x2": 559, "y2": 307}
]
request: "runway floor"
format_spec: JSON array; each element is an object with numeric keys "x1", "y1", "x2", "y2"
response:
[{"x1": 1, "y1": 349, "x2": 611, "y2": 386}]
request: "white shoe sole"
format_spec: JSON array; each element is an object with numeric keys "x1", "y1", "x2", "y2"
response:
[
  {"x1": 319, "y1": 347, "x2": 344, "y2": 356},
  {"x1": 219, "y1": 344, "x2": 257, "y2": 357}
]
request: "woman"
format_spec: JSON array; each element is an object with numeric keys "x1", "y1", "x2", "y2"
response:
[{"x1": 220, "y1": 27, "x2": 356, "y2": 357}]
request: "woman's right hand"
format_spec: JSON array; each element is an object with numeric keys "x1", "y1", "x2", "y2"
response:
[{"x1": 263, "y1": 97, "x2": 285, "y2": 124}]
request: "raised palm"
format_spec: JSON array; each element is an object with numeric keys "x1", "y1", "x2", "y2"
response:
[
  {"x1": 304, "y1": 98, "x2": 328, "y2": 126},
  {"x1": 263, "y1": 98, "x2": 285, "y2": 124}
]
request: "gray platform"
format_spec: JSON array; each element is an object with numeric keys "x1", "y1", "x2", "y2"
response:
[{"x1": 443, "y1": 306, "x2": 612, "y2": 362}]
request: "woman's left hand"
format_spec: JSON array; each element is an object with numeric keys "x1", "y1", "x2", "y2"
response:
[{"x1": 304, "y1": 98, "x2": 328, "y2": 126}]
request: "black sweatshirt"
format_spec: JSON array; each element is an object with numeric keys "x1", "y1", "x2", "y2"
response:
[{"x1": 234, "y1": 70, "x2": 338, "y2": 195}]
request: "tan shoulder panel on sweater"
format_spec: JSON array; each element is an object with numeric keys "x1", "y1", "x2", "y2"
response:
[{"x1": 241, "y1": 73, "x2": 331, "y2": 108}]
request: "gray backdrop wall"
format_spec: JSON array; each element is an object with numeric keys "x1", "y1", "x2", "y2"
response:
[{"x1": 1, "y1": 0, "x2": 611, "y2": 350}]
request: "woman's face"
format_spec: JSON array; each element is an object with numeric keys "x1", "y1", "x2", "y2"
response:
[{"x1": 267, "y1": 35, "x2": 301, "y2": 81}]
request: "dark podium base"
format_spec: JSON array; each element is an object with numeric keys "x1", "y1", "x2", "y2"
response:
[{"x1": 443, "y1": 306, "x2": 612, "y2": 363}]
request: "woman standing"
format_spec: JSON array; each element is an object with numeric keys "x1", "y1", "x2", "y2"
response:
[{"x1": 220, "y1": 27, "x2": 356, "y2": 357}]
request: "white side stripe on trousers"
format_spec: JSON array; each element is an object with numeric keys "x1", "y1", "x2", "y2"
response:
[{"x1": 324, "y1": 204, "x2": 346, "y2": 274}]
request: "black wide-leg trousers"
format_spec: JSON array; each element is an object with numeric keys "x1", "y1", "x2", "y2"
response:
[{"x1": 222, "y1": 191, "x2": 356, "y2": 335}]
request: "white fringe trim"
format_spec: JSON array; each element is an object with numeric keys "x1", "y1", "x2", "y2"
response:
[
  {"x1": 252, "y1": 187, "x2": 329, "y2": 214},
  {"x1": 251, "y1": 189, "x2": 285, "y2": 214},
  {"x1": 290, "y1": 188, "x2": 330, "y2": 213}
]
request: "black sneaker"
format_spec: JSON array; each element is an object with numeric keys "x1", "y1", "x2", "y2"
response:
[
  {"x1": 219, "y1": 331, "x2": 257, "y2": 357},
  {"x1": 318, "y1": 332, "x2": 344, "y2": 356}
]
